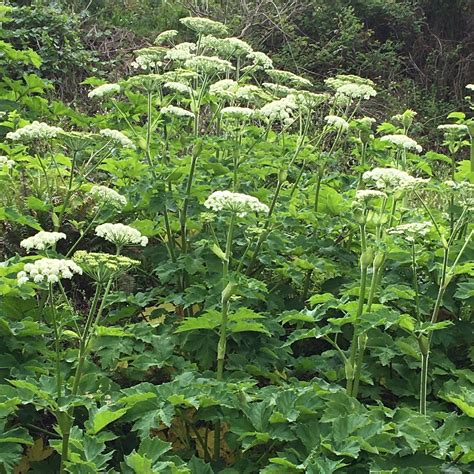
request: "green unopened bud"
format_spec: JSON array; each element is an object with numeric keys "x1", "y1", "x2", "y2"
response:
[
  {"x1": 360, "y1": 248, "x2": 374, "y2": 269},
  {"x1": 354, "y1": 210, "x2": 367, "y2": 225},
  {"x1": 360, "y1": 130, "x2": 371, "y2": 144},
  {"x1": 418, "y1": 335, "x2": 429, "y2": 356},
  {"x1": 358, "y1": 333, "x2": 368, "y2": 351},
  {"x1": 373, "y1": 251, "x2": 385, "y2": 270},
  {"x1": 278, "y1": 168, "x2": 288, "y2": 183}
]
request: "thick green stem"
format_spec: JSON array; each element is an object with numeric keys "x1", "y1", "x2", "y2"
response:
[
  {"x1": 49, "y1": 285, "x2": 62, "y2": 400},
  {"x1": 346, "y1": 224, "x2": 368, "y2": 394},
  {"x1": 214, "y1": 213, "x2": 236, "y2": 461},
  {"x1": 420, "y1": 353, "x2": 429, "y2": 415},
  {"x1": 314, "y1": 166, "x2": 324, "y2": 212}
]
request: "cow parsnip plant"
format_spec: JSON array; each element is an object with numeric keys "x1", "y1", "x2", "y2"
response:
[{"x1": 0, "y1": 13, "x2": 473, "y2": 474}]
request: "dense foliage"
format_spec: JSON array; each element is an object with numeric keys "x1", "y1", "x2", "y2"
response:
[{"x1": 1, "y1": 5, "x2": 474, "y2": 474}]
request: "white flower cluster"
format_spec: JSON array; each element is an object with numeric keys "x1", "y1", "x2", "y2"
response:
[
  {"x1": 221, "y1": 106, "x2": 255, "y2": 119},
  {"x1": 0, "y1": 156, "x2": 15, "y2": 169},
  {"x1": 437, "y1": 124, "x2": 469, "y2": 134},
  {"x1": 201, "y1": 35, "x2": 253, "y2": 58},
  {"x1": 6, "y1": 121, "x2": 63, "y2": 142},
  {"x1": 336, "y1": 83, "x2": 377, "y2": 100},
  {"x1": 165, "y1": 42, "x2": 196, "y2": 61},
  {"x1": 354, "y1": 190, "x2": 387, "y2": 202},
  {"x1": 155, "y1": 29, "x2": 178, "y2": 45},
  {"x1": 88, "y1": 83, "x2": 121, "y2": 99},
  {"x1": 466, "y1": 84, "x2": 474, "y2": 91},
  {"x1": 444, "y1": 180, "x2": 474, "y2": 207},
  {"x1": 260, "y1": 96, "x2": 298, "y2": 124},
  {"x1": 95, "y1": 223, "x2": 148, "y2": 247},
  {"x1": 267, "y1": 69, "x2": 312, "y2": 89},
  {"x1": 263, "y1": 82, "x2": 295, "y2": 98},
  {"x1": 209, "y1": 79, "x2": 239, "y2": 99},
  {"x1": 164, "y1": 81, "x2": 191, "y2": 94},
  {"x1": 204, "y1": 190, "x2": 269, "y2": 217},
  {"x1": 89, "y1": 185, "x2": 127, "y2": 209},
  {"x1": 236, "y1": 84, "x2": 262, "y2": 102},
  {"x1": 100, "y1": 129, "x2": 136, "y2": 149},
  {"x1": 326, "y1": 75, "x2": 377, "y2": 100},
  {"x1": 292, "y1": 91, "x2": 329, "y2": 109},
  {"x1": 325, "y1": 115, "x2": 349, "y2": 130},
  {"x1": 184, "y1": 55, "x2": 233, "y2": 75},
  {"x1": 131, "y1": 47, "x2": 166, "y2": 70},
  {"x1": 247, "y1": 51, "x2": 273, "y2": 70},
  {"x1": 180, "y1": 17, "x2": 228, "y2": 36},
  {"x1": 17, "y1": 258, "x2": 82, "y2": 285},
  {"x1": 380, "y1": 134, "x2": 422, "y2": 153},
  {"x1": 161, "y1": 105, "x2": 194, "y2": 118},
  {"x1": 387, "y1": 222, "x2": 432, "y2": 242},
  {"x1": 20, "y1": 231, "x2": 66, "y2": 252},
  {"x1": 363, "y1": 167, "x2": 429, "y2": 192}
]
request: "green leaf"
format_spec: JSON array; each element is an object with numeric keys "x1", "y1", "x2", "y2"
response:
[
  {"x1": 0, "y1": 427, "x2": 33, "y2": 445},
  {"x1": 87, "y1": 406, "x2": 128, "y2": 435},
  {"x1": 175, "y1": 310, "x2": 220, "y2": 333}
]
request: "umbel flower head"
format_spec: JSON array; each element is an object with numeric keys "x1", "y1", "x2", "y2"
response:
[
  {"x1": 20, "y1": 231, "x2": 66, "y2": 252},
  {"x1": 95, "y1": 223, "x2": 148, "y2": 247},
  {"x1": 88, "y1": 83, "x2": 121, "y2": 99},
  {"x1": 17, "y1": 258, "x2": 82, "y2": 285},
  {"x1": 154, "y1": 29, "x2": 178, "y2": 45},
  {"x1": 73, "y1": 251, "x2": 140, "y2": 283},
  {"x1": 161, "y1": 105, "x2": 194, "y2": 118},
  {"x1": 184, "y1": 55, "x2": 233, "y2": 75},
  {"x1": 267, "y1": 69, "x2": 312, "y2": 89},
  {"x1": 88, "y1": 185, "x2": 127, "y2": 209},
  {"x1": 325, "y1": 115, "x2": 349, "y2": 130},
  {"x1": 354, "y1": 190, "x2": 387, "y2": 203},
  {"x1": 437, "y1": 124, "x2": 469, "y2": 135},
  {"x1": 387, "y1": 222, "x2": 432, "y2": 243},
  {"x1": 100, "y1": 129, "x2": 136, "y2": 149},
  {"x1": 179, "y1": 17, "x2": 228, "y2": 37},
  {"x1": 6, "y1": 121, "x2": 64, "y2": 142},
  {"x1": 204, "y1": 191, "x2": 269, "y2": 217},
  {"x1": 221, "y1": 107, "x2": 255, "y2": 120},
  {"x1": 363, "y1": 168, "x2": 429, "y2": 192},
  {"x1": 380, "y1": 134, "x2": 422, "y2": 153}
]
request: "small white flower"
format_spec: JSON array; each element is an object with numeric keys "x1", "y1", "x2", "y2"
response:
[
  {"x1": 95, "y1": 223, "x2": 148, "y2": 247},
  {"x1": 380, "y1": 134, "x2": 422, "y2": 153},
  {"x1": 6, "y1": 121, "x2": 63, "y2": 142},
  {"x1": 18, "y1": 258, "x2": 82, "y2": 285},
  {"x1": 262, "y1": 82, "x2": 296, "y2": 98},
  {"x1": 444, "y1": 180, "x2": 474, "y2": 207},
  {"x1": 235, "y1": 85, "x2": 262, "y2": 102},
  {"x1": 0, "y1": 156, "x2": 15, "y2": 169},
  {"x1": 204, "y1": 190, "x2": 269, "y2": 217},
  {"x1": 325, "y1": 115, "x2": 349, "y2": 130},
  {"x1": 326, "y1": 75, "x2": 377, "y2": 100},
  {"x1": 88, "y1": 83, "x2": 121, "y2": 99},
  {"x1": 89, "y1": 185, "x2": 127, "y2": 209},
  {"x1": 466, "y1": 84, "x2": 474, "y2": 91},
  {"x1": 161, "y1": 105, "x2": 194, "y2": 118},
  {"x1": 20, "y1": 231, "x2": 66, "y2": 252},
  {"x1": 100, "y1": 129, "x2": 136, "y2": 149}
]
